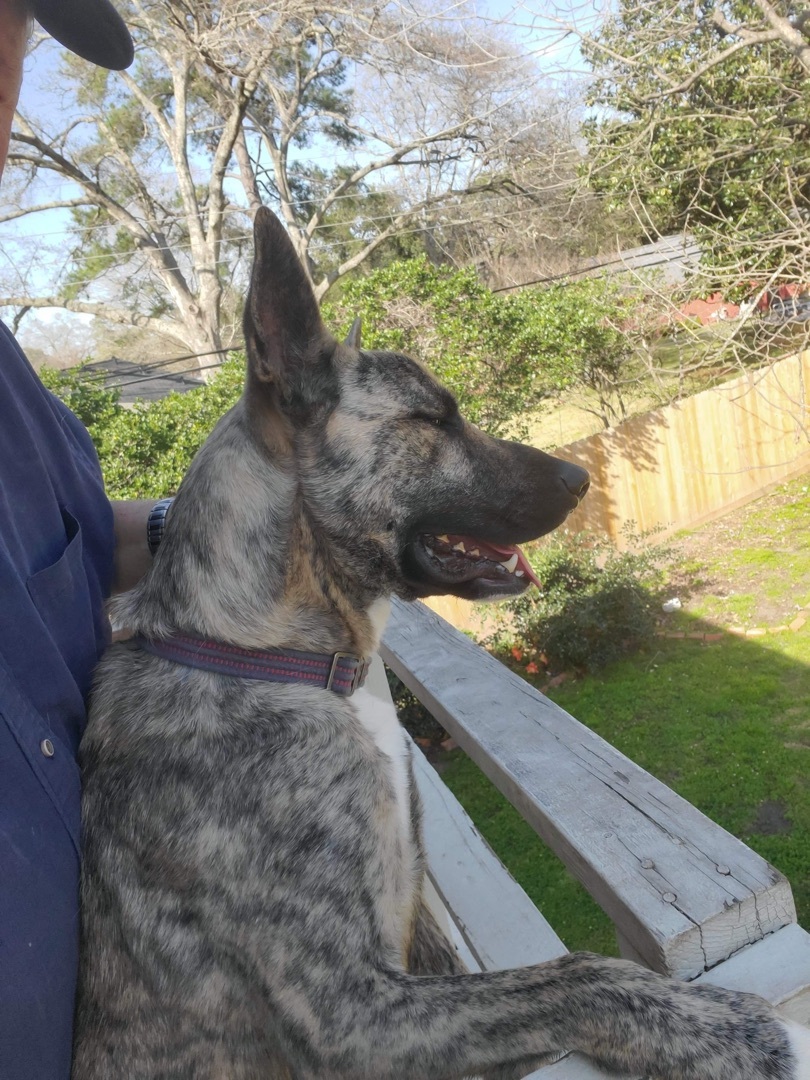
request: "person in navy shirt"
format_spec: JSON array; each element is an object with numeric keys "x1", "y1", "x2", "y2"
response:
[{"x1": 0, "y1": 4, "x2": 159, "y2": 1077}]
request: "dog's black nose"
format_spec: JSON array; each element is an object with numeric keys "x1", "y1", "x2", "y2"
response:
[{"x1": 560, "y1": 461, "x2": 590, "y2": 502}]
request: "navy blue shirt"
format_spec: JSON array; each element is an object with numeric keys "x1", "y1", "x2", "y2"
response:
[{"x1": 0, "y1": 321, "x2": 114, "y2": 1080}]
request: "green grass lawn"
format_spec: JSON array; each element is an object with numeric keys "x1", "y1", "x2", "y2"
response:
[
  {"x1": 439, "y1": 482, "x2": 810, "y2": 954},
  {"x1": 442, "y1": 627, "x2": 810, "y2": 953},
  {"x1": 666, "y1": 477, "x2": 810, "y2": 630}
]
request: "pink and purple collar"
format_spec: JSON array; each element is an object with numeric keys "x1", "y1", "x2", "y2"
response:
[{"x1": 134, "y1": 633, "x2": 370, "y2": 697}]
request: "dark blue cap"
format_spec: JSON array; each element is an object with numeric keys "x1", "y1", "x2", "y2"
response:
[{"x1": 32, "y1": 0, "x2": 134, "y2": 71}]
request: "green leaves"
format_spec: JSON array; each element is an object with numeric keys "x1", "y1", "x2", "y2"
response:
[
  {"x1": 43, "y1": 358, "x2": 245, "y2": 500},
  {"x1": 39, "y1": 363, "x2": 122, "y2": 436},
  {"x1": 584, "y1": 0, "x2": 810, "y2": 275},
  {"x1": 324, "y1": 258, "x2": 638, "y2": 436},
  {"x1": 501, "y1": 531, "x2": 666, "y2": 672},
  {"x1": 43, "y1": 259, "x2": 637, "y2": 497}
]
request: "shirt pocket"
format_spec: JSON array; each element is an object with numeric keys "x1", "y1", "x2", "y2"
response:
[{"x1": 27, "y1": 506, "x2": 98, "y2": 704}]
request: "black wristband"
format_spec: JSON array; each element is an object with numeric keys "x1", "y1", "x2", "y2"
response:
[{"x1": 147, "y1": 497, "x2": 174, "y2": 556}]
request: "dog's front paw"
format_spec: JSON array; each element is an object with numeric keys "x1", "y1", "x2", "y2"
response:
[
  {"x1": 583, "y1": 965, "x2": 810, "y2": 1080},
  {"x1": 684, "y1": 983, "x2": 810, "y2": 1080}
]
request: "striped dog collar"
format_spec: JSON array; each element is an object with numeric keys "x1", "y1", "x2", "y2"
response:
[{"x1": 134, "y1": 634, "x2": 371, "y2": 696}]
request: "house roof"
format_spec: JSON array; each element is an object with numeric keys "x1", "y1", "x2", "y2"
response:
[
  {"x1": 587, "y1": 233, "x2": 702, "y2": 286},
  {"x1": 83, "y1": 356, "x2": 205, "y2": 404}
]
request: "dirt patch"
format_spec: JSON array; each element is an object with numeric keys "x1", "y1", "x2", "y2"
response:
[
  {"x1": 662, "y1": 474, "x2": 810, "y2": 629},
  {"x1": 748, "y1": 799, "x2": 793, "y2": 836}
]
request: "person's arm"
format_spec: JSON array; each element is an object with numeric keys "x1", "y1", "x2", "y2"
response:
[{"x1": 111, "y1": 500, "x2": 154, "y2": 595}]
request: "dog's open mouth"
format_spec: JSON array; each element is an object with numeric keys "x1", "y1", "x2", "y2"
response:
[{"x1": 405, "y1": 533, "x2": 542, "y2": 600}]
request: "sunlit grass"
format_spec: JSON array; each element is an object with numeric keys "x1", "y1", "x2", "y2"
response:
[{"x1": 440, "y1": 478, "x2": 810, "y2": 952}]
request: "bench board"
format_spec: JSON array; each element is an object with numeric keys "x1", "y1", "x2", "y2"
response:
[{"x1": 381, "y1": 599, "x2": 796, "y2": 980}]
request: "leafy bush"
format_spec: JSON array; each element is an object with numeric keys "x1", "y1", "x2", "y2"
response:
[
  {"x1": 43, "y1": 261, "x2": 646, "y2": 504},
  {"x1": 39, "y1": 363, "x2": 122, "y2": 436},
  {"x1": 385, "y1": 667, "x2": 448, "y2": 745},
  {"x1": 41, "y1": 358, "x2": 245, "y2": 499},
  {"x1": 323, "y1": 259, "x2": 640, "y2": 437},
  {"x1": 96, "y1": 360, "x2": 244, "y2": 498},
  {"x1": 501, "y1": 531, "x2": 666, "y2": 673}
]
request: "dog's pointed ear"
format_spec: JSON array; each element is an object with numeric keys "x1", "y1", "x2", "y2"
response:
[
  {"x1": 243, "y1": 208, "x2": 332, "y2": 401},
  {"x1": 344, "y1": 317, "x2": 362, "y2": 350}
]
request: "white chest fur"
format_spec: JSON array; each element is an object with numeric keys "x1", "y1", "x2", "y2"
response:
[{"x1": 351, "y1": 655, "x2": 412, "y2": 841}]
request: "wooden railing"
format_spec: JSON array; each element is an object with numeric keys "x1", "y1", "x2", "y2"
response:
[{"x1": 377, "y1": 598, "x2": 810, "y2": 1077}]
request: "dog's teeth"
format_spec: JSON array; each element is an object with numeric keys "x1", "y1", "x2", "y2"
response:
[
  {"x1": 515, "y1": 570, "x2": 525, "y2": 578},
  {"x1": 469, "y1": 548, "x2": 480, "y2": 557},
  {"x1": 437, "y1": 535, "x2": 449, "y2": 543},
  {"x1": 501, "y1": 554, "x2": 519, "y2": 573},
  {"x1": 453, "y1": 542, "x2": 466, "y2": 553}
]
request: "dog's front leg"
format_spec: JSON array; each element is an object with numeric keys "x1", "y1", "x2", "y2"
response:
[
  {"x1": 408, "y1": 891, "x2": 468, "y2": 978},
  {"x1": 407, "y1": 894, "x2": 560, "y2": 1080},
  {"x1": 268, "y1": 951, "x2": 807, "y2": 1080}
]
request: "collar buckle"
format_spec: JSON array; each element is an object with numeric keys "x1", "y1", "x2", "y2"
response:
[{"x1": 327, "y1": 652, "x2": 370, "y2": 695}]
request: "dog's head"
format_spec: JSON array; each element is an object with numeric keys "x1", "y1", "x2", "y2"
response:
[{"x1": 242, "y1": 207, "x2": 589, "y2": 604}]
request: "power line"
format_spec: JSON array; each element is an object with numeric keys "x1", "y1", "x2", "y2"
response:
[
  {"x1": 0, "y1": 180, "x2": 583, "y2": 246},
  {"x1": 67, "y1": 249, "x2": 687, "y2": 394},
  {"x1": 490, "y1": 244, "x2": 702, "y2": 292},
  {"x1": 2, "y1": 198, "x2": 576, "y2": 288},
  {"x1": 81, "y1": 345, "x2": 241, "y2": 386},
  {"x1": 0, "y1": 187, "x2": 433, "y2": 242},
  {"x1": 109, "y1": 357, "x2": 228, "y2": 390}
]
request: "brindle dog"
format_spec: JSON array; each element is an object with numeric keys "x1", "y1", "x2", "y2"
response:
[{"x1": 72, "y1": 208, "x2": 810, "y2": 1080}]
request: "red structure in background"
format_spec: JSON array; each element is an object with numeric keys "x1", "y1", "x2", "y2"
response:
[
  {"x1": 677, "y1": 293, "x2": 740, "y2": 325},
  {"x1": 673, "y1": 285, "x2": 807, "y2": 325},
  {"x1": 752, "y1": 283, "x2": 803, "y2": 312}
]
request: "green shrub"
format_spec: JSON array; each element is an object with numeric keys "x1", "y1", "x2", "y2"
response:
[
  {"x1": 43, "y1": 358, "x2": 245, "y2": 500},
  {"x1": 323, "y1": 259, "x2": 640, "y2": 438},
  {"x1": 95, "y1": 359, "x2": 244, "y2": 498},
  {"x1": 385, "y1": 667, "x2": 448, "y2": 744},
  {"x1": 39, "y1": 362, "x2": 123, "y2": 436},
  {"x1": 502, "y1": 531, "x2": 666, "y2": 673}
]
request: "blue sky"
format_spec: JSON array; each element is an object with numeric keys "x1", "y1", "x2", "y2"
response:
[{"x1": 0, "y1": 4, "x2": 594, "y2": 351}]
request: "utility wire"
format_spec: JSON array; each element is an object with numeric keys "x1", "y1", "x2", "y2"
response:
[
  {"x1": 2, "y1": 200, "x2": 559, "y2": 288},
  {"x1": 1, "y1": 191, "x2": 406, "y2": 241},
  {"x1": 82, "y1": 345, "x2": 240, "y2": 386},
  {"x1": 2, "y1": 188, "x2": 586, "y2": 256},
  {"x1": 71, "y1": 247, "x2": 687, "y2": 395},
  {"x1": 490, "y1": 243, "x2": 702, "y2": 292},
  {"x1": 105, "y1": 357, "x2": 228, "y2": 391},
  {"x1": 0, "y1": 186, "x2": 439, "y2": 243}
]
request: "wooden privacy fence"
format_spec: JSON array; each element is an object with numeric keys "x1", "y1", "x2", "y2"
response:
[
  {"x1": 560, "y1": 349, "x2": 810, "y2": 545},
  {"x1": 428, "y1": 350, "x2": 809, "y2": 629}
]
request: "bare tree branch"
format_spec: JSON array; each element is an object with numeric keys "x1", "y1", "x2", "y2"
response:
[
  {"x1": 0, "y1": 294, "x2": 186, "y2": 338},
  {"x1": 0, "y1": 198, "x2": 89, "y2": 224},
  {"x1": 2, "y1": 0, "x2": 590, "y2": 355}
]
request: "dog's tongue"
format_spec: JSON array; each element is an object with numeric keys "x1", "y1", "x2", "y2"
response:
[{"x1": 445, "y1": 535, "x2": 542, "y2": 590}]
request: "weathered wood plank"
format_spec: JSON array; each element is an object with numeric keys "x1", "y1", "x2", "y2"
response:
[
  {"x1": 411, "y1": 734, "x2": 568, "y2": 971},
  {"x1": 365, "y1": 655, "x2": 567, "y2": 971},
  {"x1": 381, "y1": 599, "x2": 796, "y2": 980},
  {"x1": 421, "y1": 874, "x2": 481, "y2": 975},
  {"x1": 695, "y1": 924, "x2": 810, "y2": 1024},
  {"x1": 534, "y1": 1055, "x2": 637, "y2": 1079},
  {"x1": 414, "y1": 747, "x2": 625, "y2": 1079},
  {"x1": 367, "y1": 660, "x2": 628, "y2": 1080}
]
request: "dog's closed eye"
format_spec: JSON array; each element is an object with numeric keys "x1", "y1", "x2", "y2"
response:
[{"x1": 411, "y1": 411, "x2": 460, "y2": 430}]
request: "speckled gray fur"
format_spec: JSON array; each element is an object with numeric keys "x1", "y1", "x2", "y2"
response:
[{"x1": 73, "y1": 208, "x2": 807, "y2": 1080}]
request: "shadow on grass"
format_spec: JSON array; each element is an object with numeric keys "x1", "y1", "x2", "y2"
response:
[{"x1": 391, "y1": 611, "x2": 810, "y2": 957}]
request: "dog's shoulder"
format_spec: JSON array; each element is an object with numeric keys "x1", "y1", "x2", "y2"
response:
[{"x1": 85, "y1": 643, "x2": 410, "y2": 817}]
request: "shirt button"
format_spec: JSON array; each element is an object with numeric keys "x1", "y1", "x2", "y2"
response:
[{"x1": 40, "y1": 739, "x2": 55, "y2": 758}]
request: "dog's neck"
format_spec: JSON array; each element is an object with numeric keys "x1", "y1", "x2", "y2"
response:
[{"x1": 112, "y1": 404, "x2": 390, "y2": 658}]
